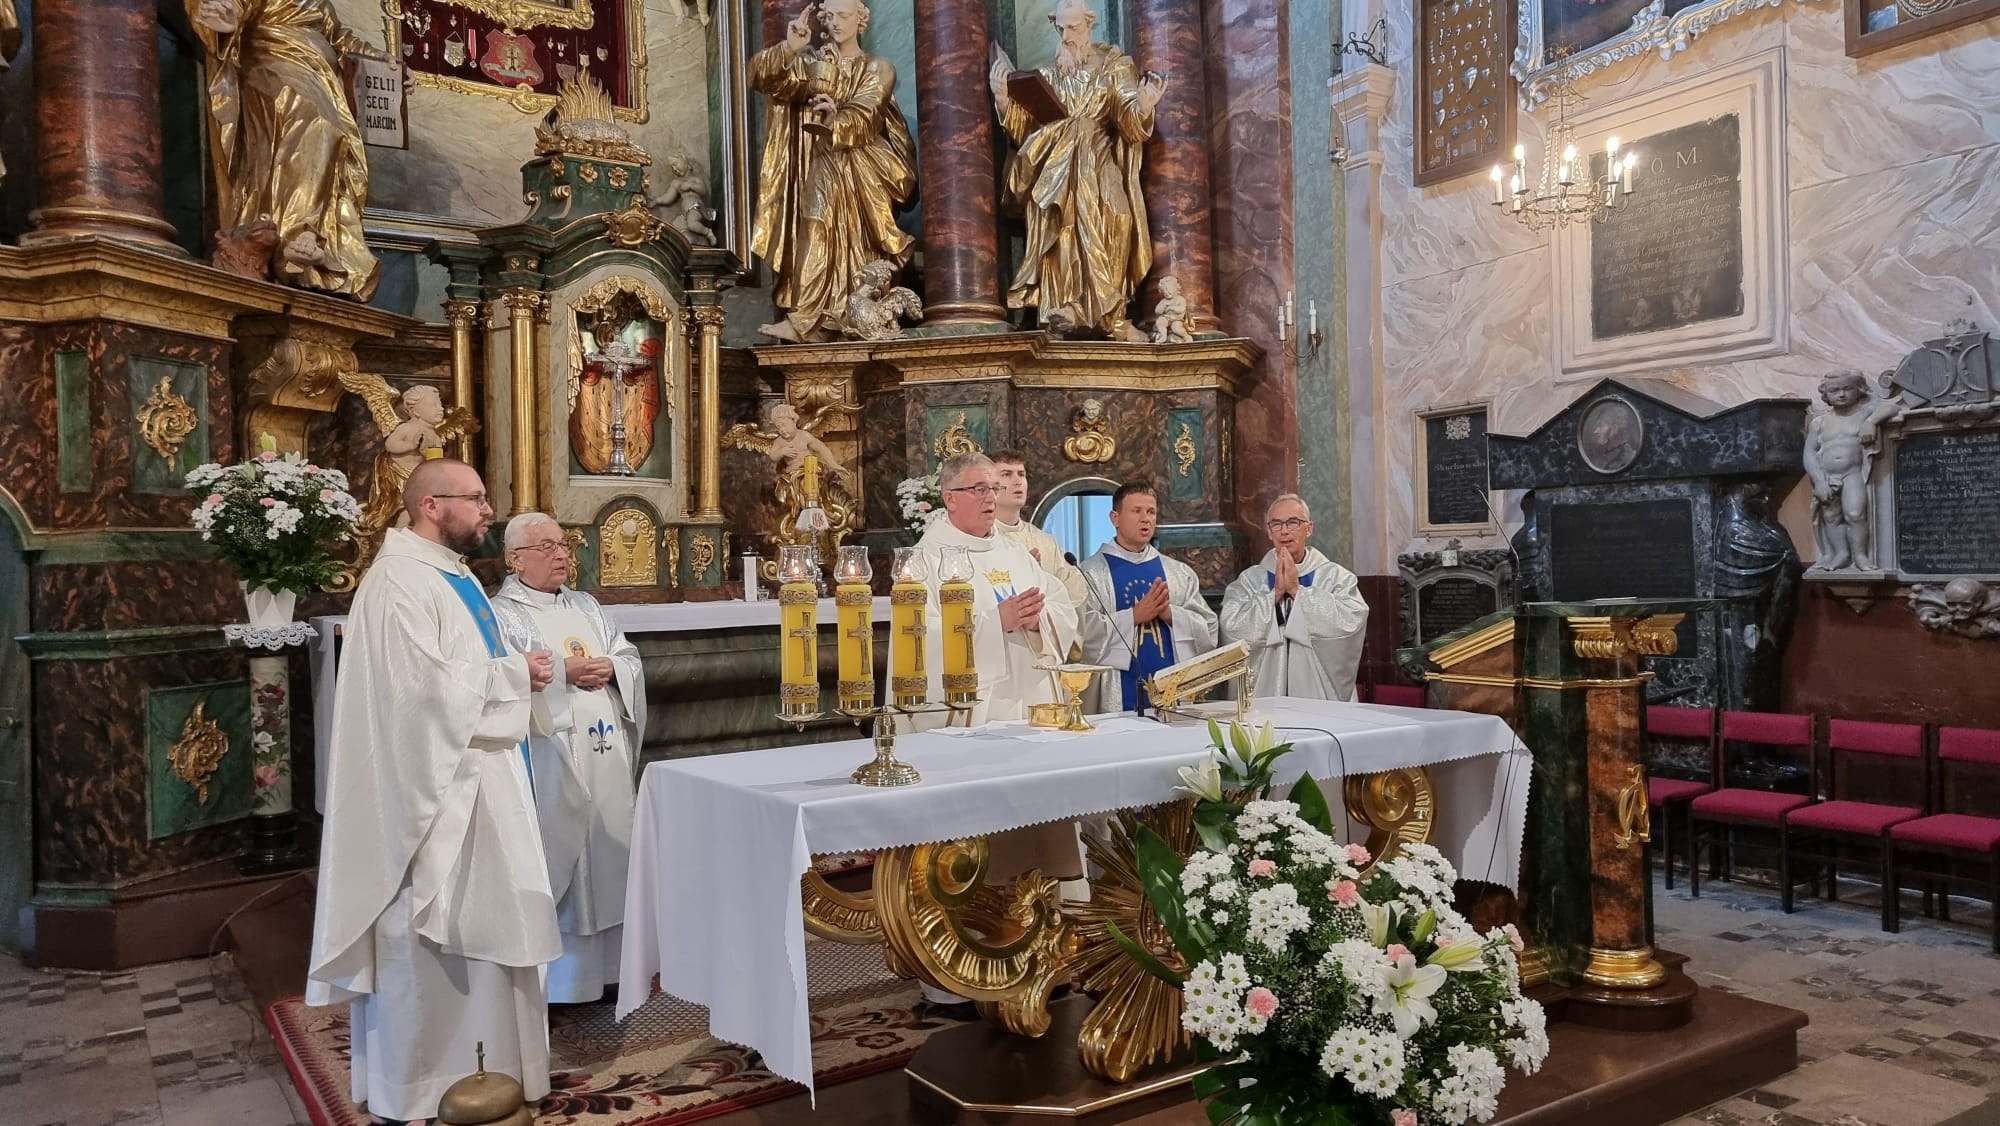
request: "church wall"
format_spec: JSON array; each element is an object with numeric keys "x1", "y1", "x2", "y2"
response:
[{"x1": 1784, "y1": 595, "x2": 2000, "y2": 730}]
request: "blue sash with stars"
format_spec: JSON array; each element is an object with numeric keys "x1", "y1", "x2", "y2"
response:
[
  {"x1": 435, "y1": 568, "x2": 533, "y2": 783},
  {"x1": 1103, "y1": 553, "x2": 1174, "y2": 711}
]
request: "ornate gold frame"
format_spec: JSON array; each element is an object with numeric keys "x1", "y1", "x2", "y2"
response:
[
  {"x1": 384, "y1": 0, "x2": 650, "y2": 123},
  {"x1": 565, "y1": 275, "x2": 679, "y2": 413}
]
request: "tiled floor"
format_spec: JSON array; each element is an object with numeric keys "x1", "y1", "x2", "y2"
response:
[{"x1": 0, "y1": 876, "x2": 1995, "y2": 1126}]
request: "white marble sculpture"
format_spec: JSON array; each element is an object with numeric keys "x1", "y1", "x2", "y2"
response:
[
  {"x1": 1910, "y1": 579, "x2": 2000, "y2": 640},
  {"x1": 1804, "y1": 369, "x2": 1903, "y2": 572}
]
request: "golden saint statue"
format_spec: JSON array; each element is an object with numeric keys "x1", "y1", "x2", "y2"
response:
[
  {"x1": 335, "y1": 379, "x2": 478, "y2": 585},
  {"x1": 749, "y1": 0, "x2": 918, "y2": 343},
  {"x1": 990, "y1": 0, "x2": 1167, "y2": 342},
  {"x1": 722, "y1": 401, "x2": 859, "y2": 560},
  {"x1": 186, "y1": 0, "x2": 401, "y2": 299}
]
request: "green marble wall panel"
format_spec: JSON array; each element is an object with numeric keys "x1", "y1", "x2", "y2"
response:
[
  {"x1": 146, "y1": 680, "x2": 253, "y2": 840},
  {"x1": 127, "y1": 356, "x2": 209, "y2": 494},
  {"x1": 1165, "y1": 407, "x2": 1205, "y2": 503},
  {"x1": 923, "y1": 403, "x2": 991, "y2": 473},
  {"x1": 56, "y1": 350, "x2": 92, "y2": 495},
  {"x1": 1293, "y1": 0, "x2": 1347, "y2": 562},
  {"x1": 635, "y1": 620, "x2": 890, "y2": 761}
]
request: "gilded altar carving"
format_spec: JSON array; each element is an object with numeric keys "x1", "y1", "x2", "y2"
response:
[
  {"x1": 1568, "y1": 614, "x2": 1683, "y2": 661},
  {"x1": 335, "y1": 379, "x2": 479, "y2": 588},
  {"x1": 801, "y1": 865, "x2": 881, "y2": 943},
  {"x1": 598, "y1": 506, "x2": 660, "y2": 586},
  {"x1": 661, "y1": 526, "x2": 681, "y2": 586},
  {"x1": 1067, "y1": 803, "x2": 1197, "y2": 1082},
  {"x1": 1343, "y1": 768, "x2": 1437, "y2": 869},
  {"x1": 168, "y1": 700, "x2": 231, "y2": 804},
  {"x1": 188, "y1": 0, "x2": 390, "y2": 299},
  {"x1": 138, "y1": 377, "x2": 202, "y2": 464},
  {"x1": 689, "y1": 530, "x2": 716, "y2": 580},
  {"x1": 1062, "y1": 398, "x2": 1116, "y2": 464},
  {"x1": 389, "y1": 1, "x2": 650, "y2": 122},
  {"x1": 932, "y1": 412, "x2": 983, "y2": 461},
  {"x1": 1172, "y1": 421, "x2": 1197, "y2": 477},
  {"x1": 749, "y1": 0, "x2": 918, "y2": 343},
  {"x1": 1613, "y1": 764, "x2": 1652, "y2": 848},
  {"x1": 604, "y1": 195, "x2": 668, "y2": 247},
  {"x1": 722, "y1": 401, "x2": 859, "y2": 558}
]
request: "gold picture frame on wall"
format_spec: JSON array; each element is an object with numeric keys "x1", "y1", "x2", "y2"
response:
[
  {"x1": 711, "y1": 0, "x2": 757, "y2": 276},
  {"x1": 1844, "y1": 0, "x2": 2000, "y2": 56},
  {"x1": 384, "y1": 0, "x2": 650, "y2": 122},
  {"x1": 1414, "y1": 401, "x2": 1495, "y2": 536}
]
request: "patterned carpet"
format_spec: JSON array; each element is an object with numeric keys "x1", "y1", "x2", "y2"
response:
[{"x1": 266, "y1": 939, "x2": 946, "y2": 1126}]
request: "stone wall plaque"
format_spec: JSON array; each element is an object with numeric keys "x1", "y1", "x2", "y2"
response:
[
  {"x1": 1549, "y1": 497, "x2": 1698, "y2": 601},
  {"x1": 1419, "y1": 577, "x2": 1501, "y2": 642},
  {"x1": 1398, "y1": 546, "x2": 1514, "y2": 648},
  {"x1": 1891, "y1": 427, "x2": 2000, "y2": 577},
  {"x1": 1588, "y1": 113, "x2": 1743, "y2": 341},
  {"x1": 1417, "y1": 405, "x2": 1492, "y2": 532}
]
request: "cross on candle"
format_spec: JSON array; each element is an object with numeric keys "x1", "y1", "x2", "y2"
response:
[
  {"x1": 901, "y1": 617, "x2": 927, "y2": 674},
  {"x1": 953, "y1": 616, "x2": 976, "y2": 668}
]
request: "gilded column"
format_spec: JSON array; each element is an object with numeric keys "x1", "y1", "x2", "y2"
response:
[
  {"x1": 692, "y1": 304, "x2": 726, "y2": 520},
  {"x1": 503, "y1": 288, "x2": 543, "y2": 515},
  {"x1": 911, "y1": 0, "x2": 1006, "y2": 327},
  {"x1": 444, "y1": 300, "x2": 481, "y2": 462},
  {"x1": 23, "y1": 0, "x2": 181, "y2": 250},
  {"x1": 1132, "y1": 0, "x2": 1216, "y2": 326}
]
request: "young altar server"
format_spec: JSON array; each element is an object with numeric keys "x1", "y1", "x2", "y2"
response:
[
  {"x1": 491, "y1": 512, "x2": 647, "y2": 1006},
  {"x1": 1220, "y1": 493, "x2": 1370, "y2": 701},
  {"x1": 307, "y1": 459, "x2": 561, "y2": 1125},
  {"x1": 1078, "y1": 481, "x2": 1218, "y2": 711},
  {"x1": 989, "y1": 449, "x2": 1091, "y2": 612}
]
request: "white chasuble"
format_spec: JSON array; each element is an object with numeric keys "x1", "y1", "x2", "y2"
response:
[
  {"x1": 491, "y1": 578, "x2": 646, "y2": 1004},
  {"x1": 307, "y1": 528, "x2": 559, "y2": 1121},
  {"x1": 1220, "y1": 547, "x2": 1370, "y2": 703}
]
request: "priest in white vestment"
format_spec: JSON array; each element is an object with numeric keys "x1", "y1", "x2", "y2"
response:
[
  {"x1": 991, "y1": 450, "x2": 1096, "y2": 712},
  {"x1": 1220, "y1": 493, "x2": 1370, "y2": 702},
  {"x1": 1079, "y1": 482, "x2": 1218, "y2": 711},
  {"x1": 490, "y1": 513, "x2": 646, "y2": 1006},
  {"x1": 307, "y1": 459, "x2": 561, "y2": 1125}
]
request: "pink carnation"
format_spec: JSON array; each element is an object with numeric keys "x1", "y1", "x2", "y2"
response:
[
  {"x1": 253, "y1": 764, "x2": 279, "y2": 788},
  {"x1": 1393, "y1": 1111, "x2": 1418, "y2": 1126},
  {"x1": 206, "y1": 494, "x2": 223, "y2": 505},
  {"x1": 1247, "y1": 858, "x2": 1277, "y2": 878},
  {"x1": 1346, "y1": 843, "x2": 1371, "y2": 864},
  {"x1": 260, "y1": 497, "x2": 276, "y2": 507},
  {"x1": 916, "y1": 502, "x2": 931, "y2": 511},
  {"x1": 1244, "y1": 986, "x2": 1279, "y2": 1019},
  {"x1": 259, "y1": 450, "x2": 277, "y2": 461},
  {"x1": 1386, "y1": 943, "x2": 1410, "y2": 963},
  {"x1": 319, "y1": 489, "x2": 336, "y2": 501},
  {"x1": 1328, "y1": 879, "x2": 1359, "y2": 906},
  {"x1": 1502, "y1": 923, "x2": 1525, "y2": 953}
]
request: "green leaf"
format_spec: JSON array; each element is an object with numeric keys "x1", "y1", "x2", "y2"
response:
[
  {"x1": 1291, "y1": 772, "x2": 1336, "y2": 836},
  {"x1": 1191, "y1": 1067, "x2": 1229, "y2": 1099},
  {"x1": 1104, "y1": 920, "x2": 1186, "y2": 986},
  {"x1": 1193, "y1": 811, "x2": 1232, "y2": 856},
  {"x1": 1135, "y1": 825, "x2": 1207, "y2": 962}
]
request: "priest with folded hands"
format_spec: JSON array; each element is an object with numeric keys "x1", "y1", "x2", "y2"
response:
[
  {"x1": 1078, "y1": 480, "x2": 1217, "y2": 711},
  {"x1": 1221, "y1": 493, "x2": 1369, "y2": 702}
]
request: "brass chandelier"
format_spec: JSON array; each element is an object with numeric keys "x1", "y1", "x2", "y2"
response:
[{"x1": 1491, "y1": 66, "x2": 1638, "y2": 231}]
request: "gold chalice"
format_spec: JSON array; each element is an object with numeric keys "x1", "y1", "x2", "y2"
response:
[{"x1": 1033, "y1": 662, "x2": 1113, "y2": 732}]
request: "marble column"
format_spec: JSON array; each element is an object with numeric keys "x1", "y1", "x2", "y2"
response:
[
  {"x1": 23, "y1": 0, "x2": 181, "y2": 251},
  {"x1": 1132, "y1": 0, "x2": 1216, "y2": 327},
  {"x1": 1332, "y1": 63, "x2": 1396, "y2": 576},
  {"x1": 911, "y1": 0, "x2": 1005, "y2": 327}
]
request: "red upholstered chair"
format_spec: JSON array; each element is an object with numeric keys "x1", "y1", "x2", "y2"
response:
[
  {"x1": 1371, "y1": 684, "x2": 1427, "y2": 708},
  {"x1": 1778, "y1": 719, "x2": 1925, "y2": 925},
  {"x1": 1886, "y1": 726, "x2": 2000, "y2": 954},
  {"x1": 1645, "y1": 705, "x2": 1716, "y2": 890},
  {"x1": 1688, "y1": 710, "x2": 1818, "y2": 899}
]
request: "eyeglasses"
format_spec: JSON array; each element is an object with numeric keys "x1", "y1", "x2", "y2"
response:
[
  {"x1": 512, "y1": 542, "x2": 572, "y2": 557},
  {"x1": 432, "y1": 492, "x2": 493, "y2": 509},
  {"x1": 947, "y1": 485, "x2": 1002, "y2": 498},
  {"x1": 1266, "y1": 517, "x2": 1309, "y2": 531}
]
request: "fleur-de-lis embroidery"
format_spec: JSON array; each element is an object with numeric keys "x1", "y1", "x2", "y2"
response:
[{"x1": 587, "y1": 719, "x2": 615, "y2": 755}]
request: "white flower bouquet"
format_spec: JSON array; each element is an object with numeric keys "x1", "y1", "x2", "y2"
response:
[
  {"x1": 186, "y1": 440, "x2": 364, "y2": 596},
  {"x1": 1115, "y1": 720, "x2": 1548, "y2": 1126},
  {"x1": 895, "y1": 473, "x2": 944, "y2": 540}
]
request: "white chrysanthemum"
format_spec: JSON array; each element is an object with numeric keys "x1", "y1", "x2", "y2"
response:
[
  {"x1": 1500, "y1": 999, "x2": 1549, "y2": 1073},
  {"x1": 1245, "y1": 884, "x2": 1309, "y2": 954},
  {"x1": 1324, "y1": 938, "x2": 1391, "y2": 1004},
  {"x1": 1431, "y1": 1045, "x2": 1505, "y2": 1124},
  {"x1": 1318, "y1": 1024, "x2": 1407, "y2": 1096}
]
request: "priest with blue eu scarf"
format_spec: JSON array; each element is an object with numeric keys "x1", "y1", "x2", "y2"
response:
[
  {"x1": 1221, "y1": 493, "x2": 1369, "y2": 701},
  {"x1": 1078, "y1": 481, "x2": 1217, "y2": 710},
  {"x1": 308, "y1": 458, "x2": 562, "y2": 1125}
]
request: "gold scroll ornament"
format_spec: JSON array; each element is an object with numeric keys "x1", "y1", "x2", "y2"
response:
[
  {"x1": 1613, "y1": 763, "x2": 1652, "y2": 848},
  {"x1": 932, "y1": 412, "x2": 984, "y2": 461},
  {"x1": 138, "y1": 376, "x2": 200, "y2": 464},
  {"x1": 1172, "y1": 421, "x2": 1196, "y2": 477},
  {"x1": 168, "y1": 700, "x2": 230, "y2": 804}
]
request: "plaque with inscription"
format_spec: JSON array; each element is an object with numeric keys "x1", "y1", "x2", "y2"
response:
[
  {"x1": 1588, "y1": 114, "x2": 1744, "y2": 341},
  {"x1": 1422, "y1": 408, "x2": 1491, "y2": 528},
  {"x1": 1416, "y1": 577, "x2": 1501, "y2": 644},
  {"x1": 1893, "y1": 427, "x2": 2000, "y2": 576},
  {"x1": 1549, "y1": 498, "x2": 1698, "y2": 600}
]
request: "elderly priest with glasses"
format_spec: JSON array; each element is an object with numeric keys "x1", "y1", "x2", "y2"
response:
[
  {"x1": 1220, "y1": 493, "x2": 1370, "y2": 702},
  {"x1": 490, "y1": 512, "x2": 647, "y2": 1006}
]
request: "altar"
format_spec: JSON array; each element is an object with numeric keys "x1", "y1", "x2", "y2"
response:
[{"x1": 615, "y1": 696, "x2": 1530, "y2": 1096}]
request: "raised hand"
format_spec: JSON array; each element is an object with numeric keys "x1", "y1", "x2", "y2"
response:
[
  {"x1": 1137, "y1": 70, "x2": 1169, "y2": 114},
  {"x1": 989, "y1": 54, "x2": 1012, "y2": 109},
  {"x1": 786, "y1": 6, "x2": 814, "y2": 52}
]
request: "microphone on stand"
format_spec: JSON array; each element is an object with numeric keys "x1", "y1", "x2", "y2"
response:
[{"x1": 1065, "y1": 550, "x2": 1150, "y2": 718}]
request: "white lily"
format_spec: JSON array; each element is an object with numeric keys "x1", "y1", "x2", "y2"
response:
[
  {"x1": 1376, "y1": 952, "x2": 1447, "y2": 1039},
  {"x1": 1176, "y1": 756, "x2": 1226, "y2": 802},
  {"x1": 1425, "y1": 938, "x2": 1487, "y2": 973},
  {"x1": 1359, "y1": 900, "x2": 1400, "y2": 947}
]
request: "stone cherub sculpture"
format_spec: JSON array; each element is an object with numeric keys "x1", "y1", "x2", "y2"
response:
[
  {"x1": 656, "y1": 147, "x2": 716, "y2": 246},
  {"x1": 721, "y1": 401, "x2": 860, "y2": 552},
  {"x1": 336, "y1": 378, "x2": 478, "y2": 584},
  {"x1": 1150, "y1": 275, "x2": 1194, "y2": 344},
  {"x1": 0, "y1": 0, "x2": 19, "y2": 190},
  {"x1": 1804, "y1": 369, "x2": 1903, "y2": 572},
  {"x1": 1910, "y1": 579, "x2": 2000, "y2": 640},
  {"x1": 841, "y1": 259, "x2": 923, "y2": 340}
]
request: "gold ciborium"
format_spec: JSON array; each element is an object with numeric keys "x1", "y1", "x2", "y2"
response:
[{"x1": 1033, "y1": 661, "x2": 1113, "y2": 732}]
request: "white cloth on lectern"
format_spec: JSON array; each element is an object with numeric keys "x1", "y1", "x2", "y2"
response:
[
  {"x1": 306, "y1": 528, "x2": 559, "y2": 1120},
  {"x1": 1220, "y1": 547, "x2": 1369, "y2": 702},
  {"x1": 491, "y1": 577, "x2": 647, "y2": 1004}
]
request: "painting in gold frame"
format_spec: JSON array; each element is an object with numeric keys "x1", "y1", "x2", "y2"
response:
[{"x1": 383, "y1": 0, "x2": 649, "y2": 122}]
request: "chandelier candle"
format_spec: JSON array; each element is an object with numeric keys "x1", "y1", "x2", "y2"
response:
[
  {"x1": 777, "y1": 545, "x2": 820, "y2": 720},
  {"x1": 835, "y1": 546, "x2": 874, "y2": 713},
  {"x1": 890, "y1": 547, "x2": 928, "y2": 708},
  {"x1": 938, "y1": 546, "x2": 978, "y2": 706}
]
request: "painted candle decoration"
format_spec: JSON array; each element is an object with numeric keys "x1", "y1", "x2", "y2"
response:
[
  {"x1": 938, "y1": 546, "x2": 977, "y2": 706},
  {"x1": 890, "y1": 547, "x2": 927, "y2": 708},
  {"x1": 778, "y1": 545, "x2": 819, "y2": 719},
  {"x1": 835, "y1": 545, "x2": 874, "y2": 713}
]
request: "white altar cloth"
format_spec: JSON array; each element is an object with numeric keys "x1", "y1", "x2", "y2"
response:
[
  {"x1": 306, "y1": 596, "x2": 891, "y2": 813},
  {"x1": 616, "y1": 697, "x2": 1529, "y2": 1097}
]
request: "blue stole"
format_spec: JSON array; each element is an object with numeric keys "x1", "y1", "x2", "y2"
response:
[
  {"x1": 1265, "y1": 566, "x2": 1316, "y2": 627},
  {"x1": 1104, "y1": 552, "x2": 1174, "y2": 711},
  {"x1": 435, "y1": 568, "x2": 532, "y2": 782}
]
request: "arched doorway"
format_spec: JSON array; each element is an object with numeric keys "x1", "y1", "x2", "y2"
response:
[{"x1": 1033, "y1": 476, "x2": 1118, "y2": 562}]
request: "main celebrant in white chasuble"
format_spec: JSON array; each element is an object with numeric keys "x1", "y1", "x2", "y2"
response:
[
  {"x1": 1220, "y1": 493, "x2": 1370, "y2": 702},
  {"x1": 306, "y1": 460, "x2": 561, "y2": 1122},
  {"x1": 490, "y1": 513, "x2": 646, "y2": 1006},
  {"x1": 1079, "y1": 482, "x2": 1218, "y2": 710}
]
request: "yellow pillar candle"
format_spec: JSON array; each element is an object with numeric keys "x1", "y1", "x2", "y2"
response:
[
  {"x1": 889, "y1": 548, "x2": 927, "y2": 708},
  {"x1": 834, "y1": 546, "x2": 873, "y2": 714},
  {"x1": 777, "y1": 546, "x2": 819, "y2": 720},
  {"x1": 938, "y1": 547, "x2": 977, "y2": 707}
]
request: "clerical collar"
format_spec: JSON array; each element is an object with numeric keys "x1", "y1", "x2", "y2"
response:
[
  {"x1": 498, "y1": 575, "x2": 566, "y2": 607},
  {"x1": 924, "y1": 520, "x2": 1002, "y2": 552},
  {"x1": 1100, "y1": 540, "x2": 1156, "y2": 563},
  {"x1": 381, "y1": 526, "x2": 473, "y2": 574}
]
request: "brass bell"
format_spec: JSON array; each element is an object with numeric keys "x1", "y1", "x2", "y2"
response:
[{"x1": 435, "y1": 1042, "x2": 536, "y2": 1126}]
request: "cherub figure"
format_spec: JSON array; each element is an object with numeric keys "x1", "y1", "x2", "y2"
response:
[
  {"x1": 337, "y1": 377, "x2": 478, "y2": 582},
  {"x1": 722, "y1": 401, "x2": 861, "y2": 556},
  {"x1": 841, "y1": 259, "x2": 923, "y2": 340},
  {"x1": 1804, "y1": 369, "x2": 1903, "y2": 571},
  {"x1": 1150, "y1": 275, "x2": 1193, "y2": 344},
  {"x1": 657, "y1": 148, "x2": 715, "y2": 246}
]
